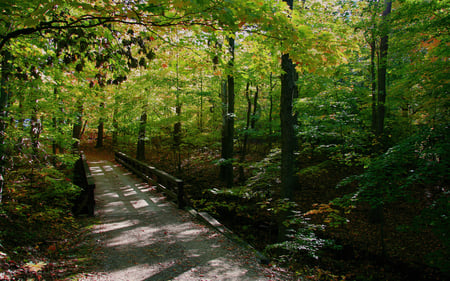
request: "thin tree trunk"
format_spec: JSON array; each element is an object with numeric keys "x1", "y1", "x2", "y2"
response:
[
  {"x1": 174, "y1": 53, "x2": 182, "y2": 172},
  {"x1": 112, "y1": 106, "x2": 118, "y2": 147},
  {"x1": 96, "y1": 102, "x2": 105, "y2": 148},
  {"x1": 30, "y1": 101, "x2": 41, "y2": 153},
  {"x1": 239, "y1": 81, "x2": 251, "y2": 181},
  {"x1": 220, "y1": 79, "x2": 228, "y2": 180},
  {"x1": 199, "y1": 72, "x2": 204, "y2": 132},
  {"x1": 376, "y1": 0, "x2": 392, "y2": 137},
  {"x1": 370, "y1": 39, "x2": 377, "y2": 132},
  {"x1": 0, "y1": 50, "x2": 11, "y2": 203},
  {"x1": 220, "y1": 36, "x2": 235, "y2": 188},
  {"x1": 251, "y1": 85, "x2": 259, "y2": 130},
  {"x1": 174, "y1": 104, "x2": 182, "y2": 172},
  {"x1": 268, "y1": 73, "x2": 275, "y2": 149},
  {"x1": 72, "y1": 102, "x2": 83, "y2": 152},
  {"x1": 137, "y1": 111, "x2": 147, "y2": 161}
]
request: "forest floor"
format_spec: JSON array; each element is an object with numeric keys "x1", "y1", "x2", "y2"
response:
[{"x1": 70, "y1": 148, "x2": 292, "y2": 281}]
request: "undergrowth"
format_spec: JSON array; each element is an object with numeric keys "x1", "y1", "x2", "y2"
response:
[{"x1": 0, "y1": 148, "x2": 96, "y2": 280}]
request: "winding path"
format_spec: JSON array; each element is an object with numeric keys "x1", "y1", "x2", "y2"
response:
[{"x1": 77, "y1": 156, "x2": 289, "y2": 281}]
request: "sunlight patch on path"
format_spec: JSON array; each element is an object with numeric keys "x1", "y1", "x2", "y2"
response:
[{"x1": 77, "y1": 159, "x2": 287, "y2": 281}]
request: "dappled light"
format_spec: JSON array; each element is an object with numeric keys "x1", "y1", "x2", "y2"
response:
[
  {"x1": 79, "y1": 159, "x2": 278, "y2": 280},
  {"x1": 0, "y1": 0, "x2": 448, "y2": 280}
]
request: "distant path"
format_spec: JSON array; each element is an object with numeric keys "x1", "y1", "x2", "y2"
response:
[{"x1": 77, "y1": 154, "x2": 290, "y2": 281}]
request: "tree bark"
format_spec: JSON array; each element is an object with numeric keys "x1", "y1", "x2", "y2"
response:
[
  {"x1": 376, "y1": 0, "x2": 392, "y2": 137},
  {"x1": 280, "y1": 53, "x2": 297, "y2": 201},
  {"x1": 174, "y1": 55, "x2": 182, "y2": 172},
  {"x1": 370, "y1": 39, "x2": 377, "y2": 132},
  {"x1": 251, "y1": 85, "x2": 259, "y2": 130},
  {"x1": 220, "y1": 36, "x2": 235, "y2": 188},
  {"x1": 279, "y1": 0, "x2": 298, "y2": 241},
  {"x1": 137, "y1": 111, "x2": 147, "y2": 161},
  {"x1": 174, "y1": 104, "x2": 182, "y2": 172},
  {"x1": 199, "y1": 72, "x2": 204, "y2": 131},
  {"x1": 72, "y1": 102, "x2": 83, "y2": 151},
  {"x1": 268, "y1": 73, "x2": 275, "y2": 149},
  {"x1": 280, "y1": 0, "x2": 297, "y2": 202},
  {"x1": 30, "y1": 101, "x2": 41, "y2": 153},
  {"x1": 112, "y1": 106, "x2": 118, "y2": 147},
  {"x1": 96, "y1": 102, "x2": 105, "y2": 148},
  {"x1": 0, "y1": 50, "x2": 11, "y2": 203},
  {"x1": 239, "y1": 81, "x2": 251, "y2": 181}
]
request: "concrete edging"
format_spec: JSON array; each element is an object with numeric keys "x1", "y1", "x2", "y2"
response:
[{"x1": 185, "y1": 206, "x2": 270, "y2": 265}]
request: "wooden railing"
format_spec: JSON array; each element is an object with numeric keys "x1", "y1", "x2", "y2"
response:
[
  {"x1": 73, "y1": 151, "x2": 96, "y2": 216},
  {"x1": 114, "y1": 151, "x2": 186, "y2": 209}
]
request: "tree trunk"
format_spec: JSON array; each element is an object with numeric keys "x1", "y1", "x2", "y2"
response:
[
  {"x1": 250, "y1": 85, "x2": 259, "y2": 130},
  {"x1": 279, "y1": 0, "x2": 298, "y2": 241},
  {"x1": 370, "y1": 39, "x2": 377, "y2": 132},
  {"x1": 199, "y1": 72, "x2": 204, "y2": 132},
  {"x1": 96, "y1": 102, "x2": 105, "y2": 148},
  {"x1": 268, "y1": 73, "x2": 275, "y2": 149},
  {"x1": 280, "y1": 53, "x2": 297, "y2": 195},
  {"x1": 220, "y1": 36, "x2": 235, "y2": 188},
  {"x1": 0, "y1": 50, "x2": 11, "y2": 203},
  {"x1": 174, "y1": 54, "x2": 182, "y2": 172},
  {"x1": 137, "y1": 111, "x2": 147, "y2": 161},
  {"x1": 376, "y1": 0, "x2": 392, "y2": 137},
  {"x1": 174, "y1": 104, "x2": 182, "y2": 172},
  {"x1": 72, "y1": 102, "x2": 83, "y2": 152},
  {"x1": 112, "y1": 106, "x2": 118, "y2": 147},
  {"x1": 30, "y1": 101, "x2": 41, "y2": 153},
  {"x1": 239, "y1": 81, "x2": 251, "y2": 181},
  {"x1": 52, "y1": 88, "x2": 63, "y2": 154}
]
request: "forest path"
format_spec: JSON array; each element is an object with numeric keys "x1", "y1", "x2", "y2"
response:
[{"x1": 76, "y1": 153, "x2": 287, "y2": 281}]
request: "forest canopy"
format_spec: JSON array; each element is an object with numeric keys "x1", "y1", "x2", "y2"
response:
[{"x1": 1, "y1": 0, "x2": 449, "y2": 280}]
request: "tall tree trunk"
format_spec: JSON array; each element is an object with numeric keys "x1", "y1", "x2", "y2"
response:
[
  {"x1": 174, "y1": 104, "x2": 182, "y2": 172},
  {"x1": 370, "y1": 39, "x2": 377, "y2": 132},
  {"x1": 112, "y1": 106, "x2": 118, "y2": 147},
  {"x1": 174, "y1": 54, "x2": 182, "y2": 172},
  {"x1": 220, "y1": 36, "x2": 235, "y2": 188},
  {"x1": 376, "y1": 0, "x2": 392, "y2": 137},
  {"x1": 239, "y1": 81, "x2": 251, "y2": 181},
  {"x1": 268, "y1": 73, "x2": 275, "y2": 149},
  {"x1": 72, "y1": 102, "x2": 83, "y2": 152},
  {"x1": 199, "y1": 72, "x2": 204, "y2": 132},
  {"x1": 30, "y1": 100, "x2": 41, "y2": 154},
  {"x1": 0, "y1": 50, "x2": 11, "y2": 203},
  {"x1": 279, "y1": 0, "x2": 298, "y2": 241},
  {"x1": 96, "y1": 102, "x2": 105, "y2": 148},
  {"x1": 52, "y1": 88, "x2": 62, "y2": 154},
  {"x1": 250, "y1": 85, "x2": 259, "y2": 130},
  {"x1": 137, "y1": 111, "x2": 147, "y2": 161}
]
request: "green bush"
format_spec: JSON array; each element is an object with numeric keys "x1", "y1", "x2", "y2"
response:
[
  {"x1": 0, "y1": 163, "x2": 81, "y2": 247},
  {"x1": 335, "y1": 124, "x2": 449, "y2": 272}
]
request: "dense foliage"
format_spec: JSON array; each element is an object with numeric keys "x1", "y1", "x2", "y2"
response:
[{"x1": 1, "y1": 0, "x2": 448, "y2": 279}]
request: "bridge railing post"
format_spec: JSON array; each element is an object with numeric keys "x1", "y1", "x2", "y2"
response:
[
  {"x1": 176, "y1": 179, "x2": 185, "y2": 209},
  {"x1": 73, "y1": 151, "x2": 95, "y2": 216}
]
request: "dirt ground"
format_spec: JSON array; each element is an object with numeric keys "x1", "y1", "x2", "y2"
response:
[{"x1": 74, "y1": 149, "x2": 291, "y2": 281}]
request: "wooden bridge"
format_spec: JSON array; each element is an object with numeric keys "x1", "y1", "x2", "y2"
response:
[
  {"x1": 73, "y1": 151, "x2": 186, "y2": 216},
  {"x1": 70, "y1": 152, "x2": 285, "y2": 280}
]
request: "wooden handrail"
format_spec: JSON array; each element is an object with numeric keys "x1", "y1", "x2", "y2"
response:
[
  {"x1": 73, "y1": 151, "x2": 95, "y2": 216},
  {"x1": 114, "y1": 151, "x2": 186, "y2": 209}
]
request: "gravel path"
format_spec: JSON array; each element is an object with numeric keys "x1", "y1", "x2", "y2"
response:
[{"x1": 77, "y1": 158, "x2": 290, "y2": 281}]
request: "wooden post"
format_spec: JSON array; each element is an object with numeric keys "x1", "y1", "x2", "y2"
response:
[{"x1": 176, "y1": 179, "x2": 185, "y2": 209}]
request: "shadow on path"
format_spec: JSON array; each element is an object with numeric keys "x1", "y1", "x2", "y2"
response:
[{"x1": 77, "y1": 159, "x2": 287, "y2": 281}]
